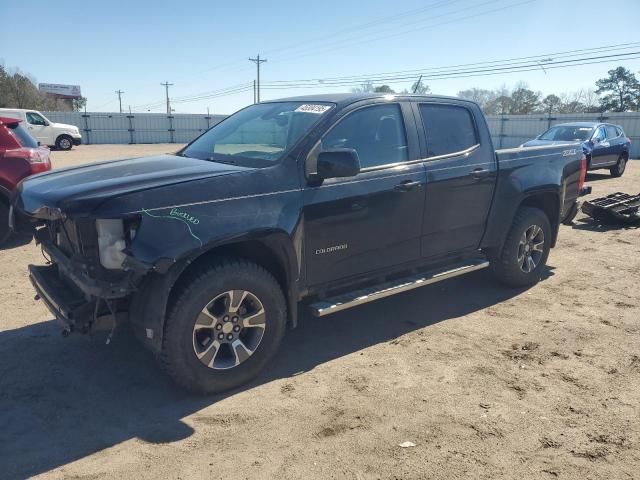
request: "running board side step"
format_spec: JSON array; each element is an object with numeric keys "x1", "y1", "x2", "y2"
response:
[{"x1": 309, "y1": 260, "x2": 489, "y2": 317}]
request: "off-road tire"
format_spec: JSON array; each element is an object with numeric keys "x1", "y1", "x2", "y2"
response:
[
  {"x1": 490, "y1": 206, "x2": 551, "y2": 287},
  {"x1": 160, "y1": 258, "x2": 287, "y2": 394},
  {"x1": 0, "y1": 200, "x2": 10, "y2": 245},
  {"x1": 609, "y1": 153, "x2": 627, "y2": 177},
  {"x1": 55, "y1": 135, "x2": 73, "y2": 151}
]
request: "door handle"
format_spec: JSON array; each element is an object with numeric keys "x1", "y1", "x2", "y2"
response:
[
  {"x1": 470, "y1": 168, "x2": 491, "y2": 180},
  {"x1": 394, "y1": 180, "x2": 421, "y2": 192}
]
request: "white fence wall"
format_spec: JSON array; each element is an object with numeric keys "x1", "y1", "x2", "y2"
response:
[
  {"x1": 43, "y1": 111, "x2": 226, "y2": 145},
  {"x1": 45, "y1": 111, "x2": 640, "y2": 158}
]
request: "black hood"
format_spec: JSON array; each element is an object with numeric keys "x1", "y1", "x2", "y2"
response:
[{"x1": 15, "y1": 154, "x2": 250, "y2": 217}]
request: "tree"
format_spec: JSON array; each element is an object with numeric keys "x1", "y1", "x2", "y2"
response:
[
  {"x1": 350, "y1": 80, "x2": 375, "y2": 94},
  {"x1": 488, "y1": 95, "x2": 513, "y2": 115},
  {"x1": 72, "y1": 97, "x2": 87, "y2": 112},
  {"x1": 374, "y1": 85, "x2": 395, "y2": 93},
  {"x1": 0, "y1": 63, "x2": 81, "y2": 111},
  {"x1": 595, "y1": 66, "x2": 640, "y2": 112},
  {"x1": 541, "y1": 94, "x2": 561, "y2": 115},
  {"x1": 457, "y1": 88, "x2": 496, "y2": 112},
  {"x1": 509, "y1": 84, "x2": 540, "y2": 114},
  {"x1": 410, "y1": 80, "x2": 430, "y2": 95}
]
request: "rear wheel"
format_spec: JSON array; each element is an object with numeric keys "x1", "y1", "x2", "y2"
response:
[
  {"x1": 55, "y1": 135, "x2": 73, "y2": 151},
  {"x1": 490, "y1": 207, "x2": 551, "y2": 287},
  {"x1": 160, "y1": 258, "x2": 287, "y2": 394},
  {"x1": 610, "y1": 154, "x2": 627, "y2": 177}
]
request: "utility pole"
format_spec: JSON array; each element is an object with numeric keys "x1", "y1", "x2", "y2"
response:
[
  {"x1": 248, "y1": 55, "x2": 267, "y2": 103},
  {"x1": 115, "y1": 89, "x2": 124, "y2": 113},
  {"x1": 161, "y1": 81, "x2": 174, "y2": 115}
]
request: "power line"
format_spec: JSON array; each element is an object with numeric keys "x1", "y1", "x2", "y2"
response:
[
  {"x1": 263, "y1": 42, "x2": 640, "y2": 85},
  {"x1": 249, "y1": 55, "x2": 267, "y2": 103},
  {"x1": 266, "y1": 0, "x2": 533, "y2": 67},
  {"x1": 127, "y1": 44, "x2": 640, "y2": 109},
  {"x1": 261, "y1": 53, "x2": 640, "y2": 90}
]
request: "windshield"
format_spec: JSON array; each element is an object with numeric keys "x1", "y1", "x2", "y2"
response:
[
  {"x1": 182, "y1": 101, "x2": 334, "y2": 166},
  {"x1": 539, "y1": 125, "x2": 593, "y2": 142}
]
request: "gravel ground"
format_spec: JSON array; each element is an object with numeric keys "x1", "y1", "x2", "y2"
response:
[{"x1": 0, "y1": 145, "x2": 638, "y2": 480}]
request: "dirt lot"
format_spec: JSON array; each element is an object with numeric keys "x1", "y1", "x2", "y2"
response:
[{"x1": 1, "y1": 145, "x2": 639, "y2": 479}]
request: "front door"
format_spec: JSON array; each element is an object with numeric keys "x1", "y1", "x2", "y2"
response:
[
  {"x1": 414, "y1": 101, "x2": 497, "y2": 259},
  {"x1": 303, "y1": 102, "x2": 426, "y2": 286},
  {"x1": 25, "y1": 112, "x2": 49, "y2": 145}
]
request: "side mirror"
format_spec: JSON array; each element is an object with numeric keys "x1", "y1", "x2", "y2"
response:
[
  {"x1": 317, "y1": 149, "x2": 360, "y2": 179},
  {"x1": 592, "y1": 137, "x2": 600, "y2": 144}
]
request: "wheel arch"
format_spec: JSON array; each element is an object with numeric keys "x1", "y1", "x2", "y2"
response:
[
  {"x1": 129, "y1": 233, "x2": 300, "y2": 353},
  {"x1": 518, "y1": 191, "x2": 560, "y2": 247}
]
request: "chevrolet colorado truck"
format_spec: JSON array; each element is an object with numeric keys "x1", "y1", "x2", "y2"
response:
[{"x1": 11, "y1": 94, "x2": 588, "y2": 394}]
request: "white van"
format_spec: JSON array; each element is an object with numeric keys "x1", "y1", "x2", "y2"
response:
[{"x1": 0, "y1": 108, "x2": 82, "y2": 150}]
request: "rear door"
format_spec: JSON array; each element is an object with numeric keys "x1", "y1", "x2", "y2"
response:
[
  {"x1": 605, "y1": 124, "x2": 624, "y2": 163},
  {"x1": 414, "y1": 101, "x2": 497, "y2": 259},
  {"x1": 590, "y1": 126, "x2": 614, "y2": 166},
  {"x1": 302, "y1": 101, "x2": 426, "y2": 286}
]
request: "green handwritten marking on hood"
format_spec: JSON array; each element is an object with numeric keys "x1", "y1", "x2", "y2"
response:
[
  {"x1": 170, "y1": 207, "x2": 200, "y2": 224},
  {"x1": 141, "y1": 208, "x2": 203, "y2": 247}
]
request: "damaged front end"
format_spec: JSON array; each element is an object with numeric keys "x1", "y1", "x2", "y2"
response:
[{"x1": 17, "y1": 207, "x2": 152, "y2": 338}]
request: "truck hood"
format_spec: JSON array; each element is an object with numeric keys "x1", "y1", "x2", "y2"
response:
[
  {"x1": 52, "y1": 122, "x2": 80, "y2": 133},
  {"x1": 15, "y1": 154, "x2": 249, "y2": 216}
]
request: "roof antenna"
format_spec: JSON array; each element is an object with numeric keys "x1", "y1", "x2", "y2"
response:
[{"x1": 412, "y1": 75, "x2": 423, "y2": 94}]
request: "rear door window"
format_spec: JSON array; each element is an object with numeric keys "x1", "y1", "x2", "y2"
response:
[
  {"x1": 7, "y1": 123, "x2": 39, "y2": 148},
  {"x1": 419, "y1": 104, "x2": 478, "y2": 157}
]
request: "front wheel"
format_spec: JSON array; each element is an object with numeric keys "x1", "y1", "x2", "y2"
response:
[
  {"x1": 490, "y1": 206, "x2": 552, "y2": 287},
  {"x1": 55, "y1": 135, "x2": 73, "y2": 150},
  {"x1": 610, "y1": 154, "x2": 627, "y2": 177},
  {"x1": 160, "y1": 259, "x2": 287, "y2": 394}
]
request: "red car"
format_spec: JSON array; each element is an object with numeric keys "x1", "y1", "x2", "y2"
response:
[{"x1": 0, "y1": 116, "x2": 51, "y2": 243}]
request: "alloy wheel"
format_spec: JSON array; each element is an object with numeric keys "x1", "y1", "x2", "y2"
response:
[
  {"x1": 517, "y1": 224, "x2": 545, "y2": 273},
  {"x1": 192, "y1": 290, "x2": 266, "y2": 370}
]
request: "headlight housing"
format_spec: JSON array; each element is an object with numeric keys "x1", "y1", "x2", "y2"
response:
[{"x1": 96, "y1": 219, "x2": 127, "y2": 269}]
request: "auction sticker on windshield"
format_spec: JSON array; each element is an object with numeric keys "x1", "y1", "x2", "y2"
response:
[{"x1": 295, "y1": 104, "x2": 332, "y2": 114}]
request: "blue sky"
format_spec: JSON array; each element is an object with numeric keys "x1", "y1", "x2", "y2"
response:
[{"x1": 2, "y1": 0, "x2": 640, "y2": 114}]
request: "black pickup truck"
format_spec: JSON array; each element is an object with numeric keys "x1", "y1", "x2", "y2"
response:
[{"x1": 12, "y1": 94, "x2": 588, "y2": 393}]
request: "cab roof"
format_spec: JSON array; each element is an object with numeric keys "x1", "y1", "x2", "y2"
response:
[{"x1": 267, "y1": 93, "x2": 473, "y2": 108}]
